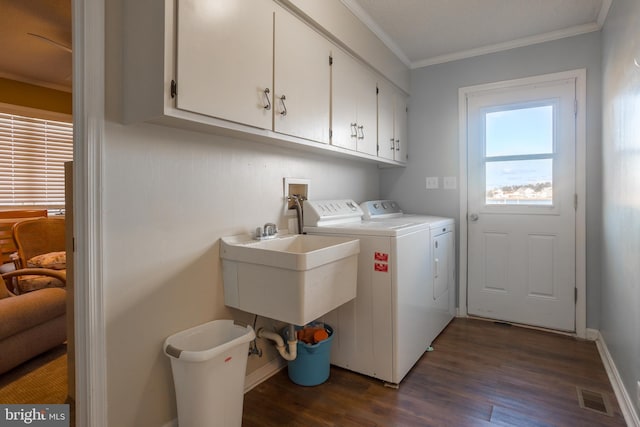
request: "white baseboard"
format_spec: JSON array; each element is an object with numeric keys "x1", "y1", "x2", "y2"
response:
[
  {"x1": 161, "y1": 420, "x2": 178, "y2": 427},
  {"x1": 244, "y1": 356, "x2": 287, "y2": 393},
  {"x1": 585, "y1": 328, "x2": 599, "y2": 341},
  {"x1": 594, "y1": 330, "x2": 640, "y2": 427}
]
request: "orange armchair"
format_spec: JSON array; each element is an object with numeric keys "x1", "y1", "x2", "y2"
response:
[{"x1": 11, "y1": 218, "x2": 66, "y2": 294}]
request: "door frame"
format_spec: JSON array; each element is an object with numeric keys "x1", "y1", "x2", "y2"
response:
[
  {"x1": 457, "y1": 69, "x2": 587, "y2": 338},
  {"x1": 73, "y1": 0, "x2": 107, "y2": 425}
]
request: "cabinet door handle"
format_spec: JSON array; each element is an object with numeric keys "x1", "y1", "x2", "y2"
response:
[
  {"x1": 263, "y1": 88, "x2": 271, "y2": 111},
  {"x1": 350, "y1": 123, "x2": 358, "y2": 138},
  {"x1": 390, "y1": 138, "x2": 395, "y2": 150},
  {"x1": 357, "y1": 125, "x2": 364, "y2": 140},
  {"x1": 279, "y1": 95, "x2": 287, "y2": 116},
  {"x1": 395, "y1": 139, "x2": 400, "y2": 151}
]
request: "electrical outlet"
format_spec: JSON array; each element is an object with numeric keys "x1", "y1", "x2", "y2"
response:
[{"x1": 426, "y1": 177, "x2": 439, "y2": 189}]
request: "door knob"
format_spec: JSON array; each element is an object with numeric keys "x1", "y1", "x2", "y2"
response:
[{"x1": 469, "y1": 213, "x2": 479, "y2": 221}]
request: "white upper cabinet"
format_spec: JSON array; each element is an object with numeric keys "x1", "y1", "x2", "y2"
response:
[
  {"x1": 123, "y1": 0, "x2": 407, "y2": 166},
  {"x1": 273, "y1": 8, "x2": 332, "y2": 144},
  {"x1": 377, "y1": 79, "x2": 408, "y2": 163},
  {"x1": 331, "y1": 48, "x2": 378, "y2": 156},
  {"x1": 176, "y1": 0, "x2": 274, "y2": 129}
]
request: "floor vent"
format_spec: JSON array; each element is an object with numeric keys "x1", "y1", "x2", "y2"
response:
[{"x1": 576, "y1": 387, "x2": 613, "y2": 416}]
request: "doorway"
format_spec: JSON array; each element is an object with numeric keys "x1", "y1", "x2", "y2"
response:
[{"x1": 458, "y1": 70, "x2": 587, "y2": 335}]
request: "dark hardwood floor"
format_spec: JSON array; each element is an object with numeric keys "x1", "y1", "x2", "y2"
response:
[{"x1": 242, "y1": 318, "x2": 627, "y2": 426}]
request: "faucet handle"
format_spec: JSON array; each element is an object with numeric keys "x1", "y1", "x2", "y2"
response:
[{"x1": 263, "y1": 222, "x2": 278, "y2": 236}]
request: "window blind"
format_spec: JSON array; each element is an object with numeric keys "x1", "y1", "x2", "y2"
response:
[{"x1": 0, "y1": 112, "x2": 73, "y2": 207}]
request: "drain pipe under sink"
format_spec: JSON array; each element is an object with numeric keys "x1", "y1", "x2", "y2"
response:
[{"x1": 257, "y1": 325, "x2": 297, "y2": 361}]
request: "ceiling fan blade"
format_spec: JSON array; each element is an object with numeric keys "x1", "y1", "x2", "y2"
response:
[{"x1": 27, "y1": 32, "x2": 72, "y2": 53}]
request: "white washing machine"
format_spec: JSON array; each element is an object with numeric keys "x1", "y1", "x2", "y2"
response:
[
  {"x1": 303, "y1": 199, "x2": 434, "y2": 386},
  {"x1": 360, "y1": 200, "x2": 456, "y2": 343}
]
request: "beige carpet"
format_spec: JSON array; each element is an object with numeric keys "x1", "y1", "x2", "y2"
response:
[{"x1": 0, "y1": 343, "x2": 68, "y2": 404}]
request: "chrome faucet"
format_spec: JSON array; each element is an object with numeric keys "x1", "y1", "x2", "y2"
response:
[{"x1": 255, "y1": 222, "x2": 278, "y2": 240}]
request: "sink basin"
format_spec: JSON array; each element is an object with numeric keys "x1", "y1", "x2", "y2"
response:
[{"x1": 220, "y1": 233, "x2": 359, "y2": 325}]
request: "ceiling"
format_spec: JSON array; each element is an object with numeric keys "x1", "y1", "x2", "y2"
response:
[
  {"x1": 343, "y1": 0, "x2": 610, "y2": 68},
  {"x1": 0, "y1": 0, "x2": 610, "y2": 91},
  {"x1": 0, "y1": 0, "x2": 72, "y2": 91}
]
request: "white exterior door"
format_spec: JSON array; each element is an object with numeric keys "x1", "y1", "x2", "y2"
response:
[{"x1": 466, "y1": 77, "x2": 577, "y2": 331}]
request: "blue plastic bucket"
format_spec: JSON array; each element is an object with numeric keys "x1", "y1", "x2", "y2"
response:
[{"x1": 282, "y1": 324, "x2": 334, "y2": 386}]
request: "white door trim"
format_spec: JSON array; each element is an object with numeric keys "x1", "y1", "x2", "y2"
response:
[
  {"x1": 458, "y1": 69, "x2": 587, "y2": 338},
  {"x1": 73, "y1": 0, "x2": 107, "y2": 424}
]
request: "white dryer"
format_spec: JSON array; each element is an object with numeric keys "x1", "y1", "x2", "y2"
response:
[
  {"x1": 360, "y1": 200, "x2": 456, "y2": 343},
  {"x1": 303, "y1": 199, "x2": 433, "y2": 386}
]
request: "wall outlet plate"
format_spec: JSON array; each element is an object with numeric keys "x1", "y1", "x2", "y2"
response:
[{"x1": 426, "y1": 177, "x2": 439, "y2": 189}]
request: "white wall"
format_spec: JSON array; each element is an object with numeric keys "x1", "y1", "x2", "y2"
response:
[
  {"x1": 601, "y1": 0, "x2": 640, "y2": 416},
  {"x1": 380, "y1": 32, "x2": 603, "y2": 328},
  {"x1": 104, "y1": 1, "x2": 383, "y2": 425},
  {"x1": 102, "y1": 124, "x2": 379, "y2": 426}
]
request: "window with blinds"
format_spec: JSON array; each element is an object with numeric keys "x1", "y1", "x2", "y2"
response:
[{"x1": 0, "y1": 112, "x2": 73, "y2": 207}]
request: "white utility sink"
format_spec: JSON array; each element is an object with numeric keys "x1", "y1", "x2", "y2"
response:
[{"x1": 220, "y1": 233, "x2": 359, "y2": 325}]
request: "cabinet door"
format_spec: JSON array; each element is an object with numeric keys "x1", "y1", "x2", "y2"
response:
[
  {"x1": 176, "y1": 0, "x2": 274, "y2": 129},
  {"x1": 331, "y1": 49, "x2": 378, "y2": 154},
  {"x1": 274, "y1": 9, "x2": 331, "y2": 144},
  {"x1": 331, "y1": 48, "x2": 359, "y2": 151},
  {"x1": 377, "y1": 80, "x2": 396, "y2": 160},
  {"x1": 394, "y1": 95, "x2": 408, "y2": 162},
  {"x1": 377, "y1": 80, "x2": 408, "y2": 163},
  {"x1": 355, "y1": 67, "x2": 378, "y2": 156}
]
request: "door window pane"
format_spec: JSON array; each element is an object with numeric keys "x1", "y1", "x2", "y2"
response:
[
  {"x1": 485, "y1": 105, "x2": 553, "y2": 157},
  {"x1": 486, "y1": 159, "x2": 552, "y2": 205}
]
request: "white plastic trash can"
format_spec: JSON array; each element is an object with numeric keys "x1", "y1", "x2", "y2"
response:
[{"x1": 164, "y1": 319, "x2": 256, "y2": 427}]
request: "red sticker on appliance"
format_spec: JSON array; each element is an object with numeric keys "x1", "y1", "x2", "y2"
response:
[
  {"x1": 225, "y1": 356, "x2": 232, "y2": 363},
  {"x1": 374, "y1": 252, "x2": 389, "y2": 261},
  {"x1": 374, "y1": 263, "x2": 388, "y2": 272}
]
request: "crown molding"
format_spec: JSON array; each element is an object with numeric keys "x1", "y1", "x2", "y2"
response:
[
  {"x1": 341, "y1": 0, "x2": 611, "y2": 70},
  {"x1": 597, "y1": 0, "x2": 612, "y2": 27},
  {"x1": 340, "y1": 0, "x2": 412, "y2": 67},
  {"x1": 412, "y1": 22, "x2": 601, "y2": 69}
]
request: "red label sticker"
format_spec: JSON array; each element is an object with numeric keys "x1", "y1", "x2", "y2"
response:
[
  {"x1": 374, "y1": 252, "x2": 389, "y2": 261},
  {"x1": 374, "y1": 263, "x2": 388, "y2": 272},
  {"x1": 224, "y1": 356, "x2": 232, "y2": 363}
]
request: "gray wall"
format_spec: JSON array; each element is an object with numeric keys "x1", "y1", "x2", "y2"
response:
[
  {"x1": 601, "y1": 0, "x2": 640, "y2": 416},
  {"x1": 380, "y1": 32, "x2": 603, "y2": 328}
]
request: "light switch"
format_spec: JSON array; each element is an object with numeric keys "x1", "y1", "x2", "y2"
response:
[
  {"x1": 426, "y1": 177, "x2": 439, "y2": 189},
  {"x1": 444, "y1": 176, "x2": 457, "y2": 190}
]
